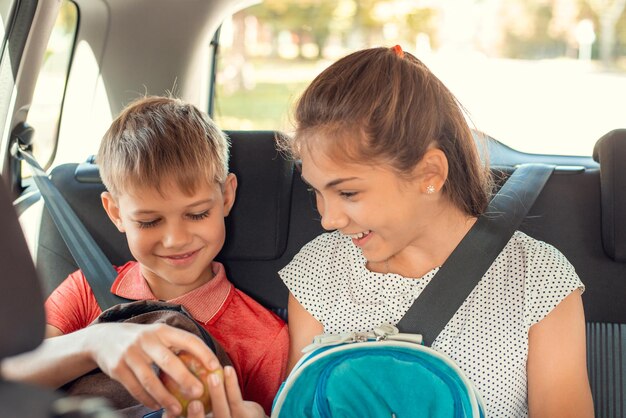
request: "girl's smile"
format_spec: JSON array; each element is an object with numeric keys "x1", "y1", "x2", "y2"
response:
[{"x1": 347, "y1": 230, "x2": 373, "y2": 247}]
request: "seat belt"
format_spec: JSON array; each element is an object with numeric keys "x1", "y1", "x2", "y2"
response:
[
  {"x1": 14, "y1": 145, "x2": 132, "y2": 310},
  {"x1": 397, "y1": 163, "x2": 556, "y2": 345}
]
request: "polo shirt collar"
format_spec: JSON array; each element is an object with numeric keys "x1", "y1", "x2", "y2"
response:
[{"x1": 111, "y1": 261, "x2": 232, "y2": 324}]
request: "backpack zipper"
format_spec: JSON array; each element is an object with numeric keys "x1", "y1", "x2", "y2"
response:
[{"x1": 302, "y1": 323, "x2": 423, "y2": 353}]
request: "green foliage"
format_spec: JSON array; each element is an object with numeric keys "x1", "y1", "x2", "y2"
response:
[
  {"x1": 56, "y1": 0, "x2": 77, "y2": 36},
  {"x1": 246, "y1": 0, "x2": 437, "y2": 56},
  {"x1": 249, "y1": 0, "x2": 337, "y2": 58},
  {"x1": 504, "y1": 3, "x2": 568, "y2": 58},
  {"x1": 214, "y1": 78, "x2": 309, "y2": 130},
  {"x1": 614, "y1": 3, "x2": 626, "y2": 55}
]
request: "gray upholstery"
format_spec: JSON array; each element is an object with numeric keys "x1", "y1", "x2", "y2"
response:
[
  {"x1": 220, "y1": 131, "x2": 294, "y2": 260},
  {"x1": 0, "y1": 381, "x2": 62, "y2": 418},
  {"x1": 593, "y1": 129, "x2": 626, "y2": 262},
  {"x1": 0, "y1": 177, "x2": 45, "y2": 359},
  {"x1": 587, "y1": 322, "x2": 626, "y2": 418},
  {"x1": 586, "y1": 129, "x2": 626, "y2": 417},
  {"x1": 0, "y1": 177, "x2": 61, "y2": 416}
]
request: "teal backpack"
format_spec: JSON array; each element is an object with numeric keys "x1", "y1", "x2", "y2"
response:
[{"x1": 271, "y1": 324, "x2": 485, "y2": 418}]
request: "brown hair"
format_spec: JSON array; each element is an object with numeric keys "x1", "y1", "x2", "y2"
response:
[
  {"x1": 281, "y1": 47, "x2": 492, "y2": 217},
  {"x1": 97, "y1": 96, "x2": 229, "y2": 197}
]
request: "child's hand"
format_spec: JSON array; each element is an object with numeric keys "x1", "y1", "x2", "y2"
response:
[
  {"x1": 164, "y1": 366, "x2": 266, "y2": 418},
  {"x1": 87, "y1": 322, "x2": 221, "y2": 417}
]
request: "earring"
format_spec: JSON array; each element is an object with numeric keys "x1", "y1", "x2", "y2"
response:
[{"x1": 426, "y1": 185, "x2": 436, "y2": 194}]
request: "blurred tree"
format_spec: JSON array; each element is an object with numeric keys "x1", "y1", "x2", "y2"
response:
[
  {"x1": 501, "y1": 0, "x2": 569, "y2": 58},
  {"x1": 616, "y1": 5, "x2": 626, "y2": 58},
  {"x1": 350, "y1": 0, "x2": 384, "y2": 46},
  {"x1": 370, "y1": 1, "x2": 436, "y2": 47},
  {"x1": 250, "y1": 0, "x2": 337, "y2": 58},
  {"x1": 241, "y1": 0, "x2": 437, "y2": 57},
  {"x1": 587, "y1": 0, "x2": 626, "y2": 66},
  {"x1": 550, "y1": 0, "x2": 583, "y2": 57},
  {"x1": 56, "y1": 0, "x2": 77, "y2": 35},
  {"x1": 406, "y1": 7, "x2": 436, "y2": 39}
]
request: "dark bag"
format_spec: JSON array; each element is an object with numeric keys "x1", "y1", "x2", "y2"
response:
[{"x1": 63, "y1": 300, "x2": 231, "y2": 418}]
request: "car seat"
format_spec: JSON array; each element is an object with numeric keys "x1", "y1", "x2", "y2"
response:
[
  {"x1": 588, "y1": 129, "x2": 626, "y2": 418},
  {"x1": 0, "y1": 174, "x2": 61, "y2": 417},
  {"x1": 0, "y1": 176, "x2": 120, "y2": 417}
]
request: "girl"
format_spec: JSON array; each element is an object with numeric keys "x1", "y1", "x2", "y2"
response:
[{"x1": 278, "y1": 46, "x2": 593, "y2": 417}]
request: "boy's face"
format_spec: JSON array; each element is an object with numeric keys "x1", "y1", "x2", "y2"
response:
[{"x1": 101, "y1": 175, "x2": 237, "y2": 300}]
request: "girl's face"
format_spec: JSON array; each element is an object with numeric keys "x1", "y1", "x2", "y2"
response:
[{"x1": 300, "y1": 144, "x2": 437, "y2": 268}]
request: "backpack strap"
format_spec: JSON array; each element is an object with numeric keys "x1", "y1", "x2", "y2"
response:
[
  {"x1": 94, "y1": 300, "x2": 232, "y2": 367},
  {"x1": 14, "y1": 146, "x2": 132, "y2": 309},
  {"x1": 397, "y1": 163, "x2": 555, "y2": 345}
]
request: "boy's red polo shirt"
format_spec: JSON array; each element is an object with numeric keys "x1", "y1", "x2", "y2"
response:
[{"x1": 45, "y1": 261, "x2": 288, "y2": 415}]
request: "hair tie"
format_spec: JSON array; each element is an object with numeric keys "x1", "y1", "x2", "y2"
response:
[{"x1": 392, "y1": 45, "x2": 404, "y2": 58}]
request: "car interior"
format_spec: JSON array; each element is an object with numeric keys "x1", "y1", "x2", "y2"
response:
[
  {"x1": 1, "y1": 0, "x2": 625, "y2": 417},
  {"x1": 0, "y1": 158, "x2": 59, "y2": 418}
]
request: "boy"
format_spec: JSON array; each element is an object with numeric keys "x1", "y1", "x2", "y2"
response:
[{"x1": 3, "y1": 96, "x2": 288, "y2": 417}]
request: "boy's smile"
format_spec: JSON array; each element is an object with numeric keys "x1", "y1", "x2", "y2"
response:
[
  {"x1": 158, "y1": 249, "x2": 201, "y2": 266},
  {"x1": 101, "y1": 175, "x2": 237, "y2": 300}
]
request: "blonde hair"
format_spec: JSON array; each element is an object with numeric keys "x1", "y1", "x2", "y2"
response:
[
  {"x1": 280, "y1": 47, "x2": 492, "y2": 217},
  {"x1": 97, "y1": 96, "x2": 229, "y2": 197}
]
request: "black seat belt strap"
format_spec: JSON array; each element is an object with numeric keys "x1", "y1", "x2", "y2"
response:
[
  {"x1": 15, "y1": 146, "x2": 131, "y2": 310},
  {"x1": 397, "y1": 163, "x2": 556, "y2": 345}
]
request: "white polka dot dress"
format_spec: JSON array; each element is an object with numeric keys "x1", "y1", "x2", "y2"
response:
[{"x1": 279, "y1": 230, "x2": 584, "y2": 418}]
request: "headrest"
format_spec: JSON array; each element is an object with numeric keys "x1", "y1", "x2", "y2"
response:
[
  {"x1": 592, "y1": 129, "x2": 626, "y2": 262},
  {"x1": 220, "y1": 130, "x2": 294, "y2": 260},
  {"x1": 68, "y1": 130, "x2": 294, "y2": 261},
  {"x1": 0, "y1": 177, "x2": 46, "y2": 359}
]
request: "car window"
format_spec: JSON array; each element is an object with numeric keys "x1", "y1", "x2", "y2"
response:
[
  {"x1": 0, "y1": 0, "x2": 17, "y2": 160},
  {"x1": 214, "y1": 0, "x2": 626, "y2": 157},
  {"x1": 0, "y1": 0, "x2": 14, "y2": 48},
  {"x1": 24, "y1": 0, "x2": 77, "y2": 169}
]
